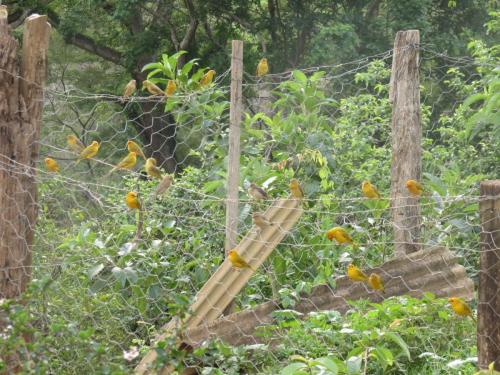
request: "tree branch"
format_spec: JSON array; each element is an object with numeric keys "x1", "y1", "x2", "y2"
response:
[
  {"x1": 179, "y1": 0, "x2": 198, "y2": 51},
  {"x1": 65, "y1": 33, "x2": 124, "y2": 66}
]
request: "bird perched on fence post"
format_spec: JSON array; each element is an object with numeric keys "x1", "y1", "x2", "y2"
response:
[
  {"x1": 125, "y1": 191, "x2": 141, "y2": 210},
  {"x1": 248, "y1": 183, "x2": 268, "y2": 201},
  {"x1": 256, "y1": 58, "x2": 269, "y2": 77},
  {"x1": 289, "y1": 178, "x2": 304, "y2": 199},
  {"x1": 347, "y1": 264, "x2": 368, "y2": 282},
  {"x1": 368, "y1": 273, "x2": 385, "y2": 294},
  {"x1": 252, "y1": 213, "x2": 274, "y2": 230},
  {"x1": 448, "y1": 297, "x2": 476, "y2": 322},
  {"x1": 228, "y1": 249, "x2": 255, "y2": 271},
  {"x1": 77, "y1": 141, "x2": 100, "y2": 163},
  {"x1": 362, "y1": 180, "x2": 381, "y2": 199},
  {"x1": 44, "y1": 157, "x2": 60, "y2": 173},
  {"x1": 122, "y1": 79, "x2": 136, "y2": 101}
]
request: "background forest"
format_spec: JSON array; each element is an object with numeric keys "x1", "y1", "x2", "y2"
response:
[{"x1": 1, "y1": 0, "x2": 499, "y2": 374}]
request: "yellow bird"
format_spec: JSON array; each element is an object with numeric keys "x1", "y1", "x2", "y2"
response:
[
  {"x1": 368, "y1": 273, "x2": 386, "y2": 293},
  {"x1": 248, "y1": 183, "x2": 268, "y2": 201},
  {"x1": 110, "y1": 152, "x2": 137, "y2": 173},
  {"x1": 142, "y1": 80, "x2": 164, "y2": 96},
  {"x1": 406, "y1": 179, "x2": 424, "y2": 196},
  {"x1": 448, "y1": 297, "x2": 476, "y2": 321},
  {"x1": 228, "y1": 249, "x2": 255, "y2": 271},
  {"x1": 125, "y1": 191, "x2": 141, "y2": 210},
  {"x1": 200, "y1": 69, "x2": 215, "y2": 86},
  {"x1": 155, "y1": 174, "x2": 174, "y2": 195},
  {"x1": 44, "y1": 157, "x2": 60, "y2": 173},
  {"x1": 78, "y1": 141, "x2": 100, "y2": 163},
  {"x1": 67, "y1": 135, "x2": 85, "y2": 153},
  {"x1": 362, "y1": 180, "x2": 381, "y2": 199},
  {"x1": 252, "y1": 213, "x2": 274, "y2": 230},
  {"x1": 165, "y1": 80, "x2": 177, "y2": 97},
  {"x1": 289, "y1": 178, "x2": 304, "y2": 199},
  {"x1": 127, "y1": 140, "x2": 146, "y2": 160},
  {"x1": 347, "y1": 264, "x2": 368, "y2": 282},
  {"x1": 123, "y1": 79, "x2": 136, "y2": 99},
  {"x1": 326, "y1": 226, "x2": 355, "y2": 246},
  {"x1": 145, "y1": 157, "x2": 162, "y2": 179},
  {"x1": 256, "y1": 58, "x2": 269, "y2": 77}
]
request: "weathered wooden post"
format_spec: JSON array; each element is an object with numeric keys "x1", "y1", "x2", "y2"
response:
[
  {"x1": 478, "y1": 180, "x2": 500, "y2": 371},
  {"x1": 0, "y1": 7, "x2": 51, "y2": 299},
  {"x1": 389, "y1": 30, "x2": 421, "y2": 257},
  {"x1": 225, "y1": 40, "x2": 243, "y2": 254}
]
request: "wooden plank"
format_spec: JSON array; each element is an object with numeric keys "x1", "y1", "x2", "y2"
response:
[
  {"x1": 135, "y1": 197, "x2": 303, "y2": 374},
  {"x1": 389, "y1": 30, "x2": 422, "y2": 257},
  {"x1": 182, "y1": 246, "x2": 474, "y2": 348},
  {"x1": 225, "y1": 40, "x2": 243, "y2": 252},
  {"x1": 478, "y1": 180, "x2": 500, "y2": 371}
]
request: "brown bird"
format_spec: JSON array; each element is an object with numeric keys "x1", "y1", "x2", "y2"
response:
[
  {"x1": 252, "y1": 213, "x2": 274, "y2": 230},
  {"x1": 248, "y1": 183, "x2": 268, "y2": 201},
  {"x1": 122, "y1": 79, "x2": 137, "y2": 100},
  {"x1": 155, "y1": 174, "x2": 174, "y2": 195},
  {"x1": 142, "y1": 80, "x2": 164, "y2": 96}
]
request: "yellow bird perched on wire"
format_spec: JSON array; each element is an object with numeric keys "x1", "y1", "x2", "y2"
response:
[
  {"x1": 362, "y1": 180, "x2": 381, "y2": 199},
  {"x1": 200, "y1": 69, "x2": 215, "y2": 86},
  {"x1": 155, "y1": 174, "x2": 174, "y2": 195},
  {"x1": 165, "y1": 80, "x2": 177, "y2": 97},
  {"x1": 289, "y1": 178, "x2": 304, "y2": 199},
  {"x1": 145, "y1": 157, "x2": 162, "y2": 179},
  {"x1": 77, "y1": 141, "x2": 100, "y2": 163},
  {"x1": 368, "y1": 273, "x2": 385, "y2": 293},
  {"x1": 228, "y1": 249, "x2": 255, "y2": 271},
  {"x1": 109, "y1": 152, "x2": 137, "y2": 173},
  {"x1": 127, "y1": 140, "x2": 146, "y2": 160},
  {"x1": 248, "y1": 183, "x2": 268, "y2": 201},
  {"x1": 326, "y1": 226, "x2": 356, "y2": 247},
  {"x1": 142, "y1": 80, "x2": 164, "y2": 96},
  {"x1": 406, "y1": 179, "x2": 424, "y2": 196},
  {"x1": 448, "y1": 297, "x2": 476, "y2": 321},
  {"x1": 44, "y1": 157, "x2": 60, "y2": 173},
  {"x1": 347, "y1": 264, "x2": 368, "y2": 282},
  {"x1": 256, "y1": 58, "x2": 269, "y2": 77},
  {"x1": 67, "y1": 135, "x2": 85, "y2": 153},
  {"x1": 122, "y1": 79, "x2": 136, "y2": 100},
  {"x1": 125, "y1": 191, "x2": 141, "y2": 210},
  {"x1": 252, "y1": 213, "x2": 274, "y2": 230}
]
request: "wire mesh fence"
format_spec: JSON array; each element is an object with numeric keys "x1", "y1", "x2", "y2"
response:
[{"x1": 0, "y1": 32, "x2": 498, "y2": 374}]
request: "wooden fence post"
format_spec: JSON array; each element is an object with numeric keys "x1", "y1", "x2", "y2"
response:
[
  {"x1": 0, "y1": 8, "x2": 50, "y2": 299},
  {"x1": 478, "y1": 180, "x2": 500, "y2": 371},
  {"x1": 389, "y1": 30, "x2": 422, "y2": 257},
  {"x1": 225, "y1": 40, "x2": 243, "y2": 253}
]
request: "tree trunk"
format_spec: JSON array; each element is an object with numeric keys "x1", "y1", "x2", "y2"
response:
[{"x1": 0, "y1": 10, "x2": 50, "y2": 297}]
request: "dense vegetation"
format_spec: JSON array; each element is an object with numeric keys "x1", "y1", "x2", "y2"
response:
[{"x1": 1, "y1": 1, "x2": 499, "y2": 374}]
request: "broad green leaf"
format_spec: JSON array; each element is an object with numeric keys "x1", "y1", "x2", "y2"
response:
[
  {"x1": 292, "y1": 70, "x2": 308, "y2": 83},
  {"x1": 141, "y1": 62, "x2": 163, "y2": 72},
  {"x1": 315, "y1": 357, "x2": 339, "y2": 374},
  {"x1": 280, "y1": 363, "x2": 307, "y2": 375},
  {"x1": 384, "y1": 332, "x2": 411, "y2": 360}
]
